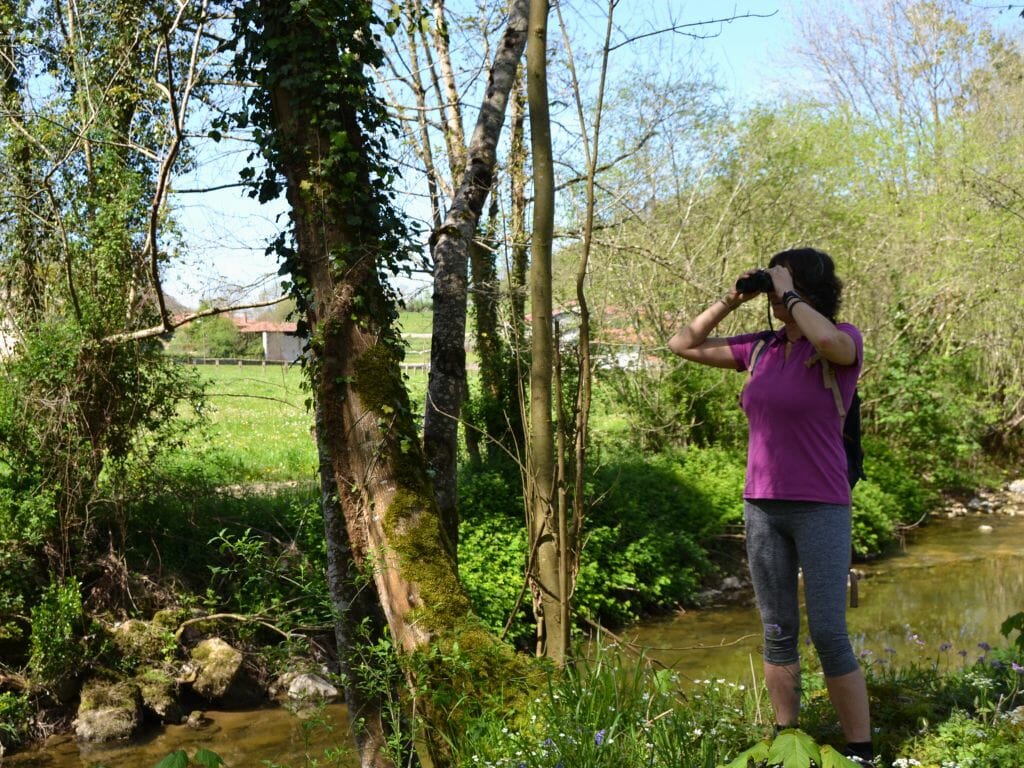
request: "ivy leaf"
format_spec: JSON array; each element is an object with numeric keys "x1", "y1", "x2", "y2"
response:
[
  {"x1": 766, "y1": 729, "x2": 820, "y2": 768},
  {"x1": 719, "y1": 739, "x2": 770, "y2": 768},
  {"x1": 152, "y1": 750, "x2": 189, "y2": 768}
]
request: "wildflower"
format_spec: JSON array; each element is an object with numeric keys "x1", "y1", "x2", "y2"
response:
[
  {"x1": 1012, "y1": 662, "x2": 1024, "y2": 675},
  {"x1": 978, "y1": 642, "x2": 991, "y2": 652},
  {"x1": 595, "y1": 729, "x2": 606, "y2": 746}
]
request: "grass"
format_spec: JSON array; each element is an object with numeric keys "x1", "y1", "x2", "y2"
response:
[
  {"x1": 184, "y1": 362, "x2": 318, "y2": 484},
  {"x1": 169, "y1": 355, "x2": 430, "y2": 487}
]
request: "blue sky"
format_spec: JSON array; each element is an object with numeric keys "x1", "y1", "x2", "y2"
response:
[
  {"x1": 162, "y1": 2, "x2": 802, "y2": 308},
  {"x1": 161, "y1": 1, "x2": 1020, "y2": 308}
]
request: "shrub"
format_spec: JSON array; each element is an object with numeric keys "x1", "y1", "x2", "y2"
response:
[
  {"x1": 0, "y1": 691, "x2": 31, "y2": 750},
  {"x1": 28, "y1": 578, "x2": 86, "y2": 691},
  {"x1": 596, "y1": 359, "x2": 747, "y2": 453}
]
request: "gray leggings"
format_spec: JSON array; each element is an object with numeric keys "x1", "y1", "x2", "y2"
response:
[{"x1": 744, "y1": 499, "x2": 859, "y2": 677}]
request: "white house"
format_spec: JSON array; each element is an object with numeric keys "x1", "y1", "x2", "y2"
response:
[{"x1": 234, "y1": 319, "x2": 304, "y2": 363}]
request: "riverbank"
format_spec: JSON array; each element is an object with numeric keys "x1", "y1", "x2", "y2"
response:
[{"x1": 5, "y1": 506, "x2": 1024, "y2": 768}]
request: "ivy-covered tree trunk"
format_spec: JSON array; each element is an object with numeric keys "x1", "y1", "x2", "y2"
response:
[
  {"x1": 423, "y1": 0, "x2": 530, "y2": 551},
  {"x1": 234, "y1": 2, "x2": 528, "y2": 765}
]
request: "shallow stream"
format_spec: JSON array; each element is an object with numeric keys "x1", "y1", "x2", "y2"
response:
[{"x1": 6, "y1": 514, "x2": 1024, "y2": 767}]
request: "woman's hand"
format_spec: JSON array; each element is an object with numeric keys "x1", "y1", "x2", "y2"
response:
[
  {"x1": 731, "y1": 269, "x2": 767, "y2": 305},
  {"x1": 767, "y1": 265, "x2": 795, "y2": 296}
]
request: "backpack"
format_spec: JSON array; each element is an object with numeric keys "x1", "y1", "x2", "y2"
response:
[{"x1": 747, "y1": 336, "x2": 866, "y2": 489}]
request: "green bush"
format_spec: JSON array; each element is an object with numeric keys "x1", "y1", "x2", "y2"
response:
[
  {"x1": 596, "y1": 359, "x2": 747, "y2": 453},
  {"x1": 850, "y1": 481, "x2": 902, "y2": 557},
  {"x1": 866, "y1": 334, "x2": 1001, "y2": 494},
  {"x1": 28, "y1": 578, "x2": 86, "y2": 690},
  {"x1": 458, "y1": 448, "x2": 739, "y2": 644},
  {"x1": 0, "y1": 691, "x2": 31, "y2": 749}
]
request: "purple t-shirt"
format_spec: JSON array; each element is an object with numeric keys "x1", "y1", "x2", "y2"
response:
[{"x1": 728, "y1": 324, "x2": 863, "y2": 505}]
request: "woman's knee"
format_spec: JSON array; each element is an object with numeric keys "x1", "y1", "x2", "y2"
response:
[{"x1": 809, "y1": 628, "x2": 858, "y2": 677}]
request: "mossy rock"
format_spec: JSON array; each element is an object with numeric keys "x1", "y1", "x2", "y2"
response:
[
  {"x1": 74, "y1": 680, "x2": 142, "y2": 742},
  {"x1": 189, "y1": 638, "x2": 264, "y2": 708},
  {"x1": 136, "y1": 668, "x2": 184, "y2": 724},
  {"x1": 110, "y1": 619, "x2": 171, "y2": 666}
]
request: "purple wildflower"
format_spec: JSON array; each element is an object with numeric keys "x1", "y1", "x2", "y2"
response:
[
  {"x1": 595, "y1": 729, "x2": 607, "y2": 746},
  {"x1": 939, "y1": 642, "x2": 952, "y2": 652},
  {"x1": 1012, "y1": 662, "x2": 1024, "y2": 675},
  {"x1": 978, "y1": 642, "x2": 992, "y2": 652}
]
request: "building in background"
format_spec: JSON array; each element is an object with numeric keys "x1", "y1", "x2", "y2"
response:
[{"x1": 232, "y1": 318, "x2": 303, "y2": 363}]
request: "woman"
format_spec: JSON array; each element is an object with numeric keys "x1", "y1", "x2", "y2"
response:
[{"x1": 668, "y1": 248, "x2": 873, "y2": 765}]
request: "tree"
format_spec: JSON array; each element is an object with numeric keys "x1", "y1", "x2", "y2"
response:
[
  {"x1": 523, "y1": 0, "x2": 563, "y2": 664},
  {"x1": 0, "y1": 0, "x2": 213, "y2": 578},
  {"x1": 420, "y1": 0, "x2": 530, "y2": 554},
  {"x1": 231, "y1": 2, "x2": 532, "y2": 764}
]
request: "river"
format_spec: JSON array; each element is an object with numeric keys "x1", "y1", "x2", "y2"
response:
[{"x1": 6, "y1": 513, "x2": 1023, "y2": 767}]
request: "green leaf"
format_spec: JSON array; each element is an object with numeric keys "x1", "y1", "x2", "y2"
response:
[
  {"x1": 820, "y1": 745, "x2": 863, "y2": 768},
  {"x1": 767, "y1": 729, "x2": 821, "y2": 768},
  {"x1": 719, "y1": 739, "x2": 770, "y2": 768},
  {"x1": 192, "y1": 748, "x2": 225, "y2": 768},
  {"x1": 152, "y1": 750, "x2": 189, "y2": 768}
]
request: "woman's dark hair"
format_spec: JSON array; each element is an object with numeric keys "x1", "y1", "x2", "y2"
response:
[{"x1": 768, "y1": 247, "x2": 843, "y2": 321}]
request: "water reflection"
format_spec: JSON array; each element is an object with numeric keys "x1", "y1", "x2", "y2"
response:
[
  {"x1": 628, "y1": 515, "x2": 1024, "y2": 685},
  {"x1": 3, "y1": 704, "x2": 355, "y2": 768}
]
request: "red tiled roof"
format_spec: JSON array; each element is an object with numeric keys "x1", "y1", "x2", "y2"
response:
[{"x1": 236, "y1": 321, "x2": 298, "y2": 334}]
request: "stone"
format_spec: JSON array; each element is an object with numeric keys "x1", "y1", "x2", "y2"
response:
[
  {"x1": 188, "y1": 638, "x2": 264, "y2": 708},
  {"x1": 190, "y1": 638, "x2": 244, "y2": 701},
  {"x1": 285, "y1": 672, "x2": 340, "y2": 703},
  {"x1": 74, "y1": 680, "x2": 142, "y2": 742},
  {"x1": 111, "y1": 619, "x2": 169, "y2": 665},
  {"x1": 136, "y1": 668, "x2": 184, "y2": 724},
  {"x1": 978, "y1": 524, "x2": 994, "y2": 533},
  {"x1": 1008, "y1": 479, "x2": 1024, "y2": 496}
]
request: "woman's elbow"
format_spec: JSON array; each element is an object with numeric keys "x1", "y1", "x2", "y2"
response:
[
  {"x1": 668, "y1": 333, "x2": 694, "y2": 357},
  {"x1": 814, "y1": 331, "x2": 856, "y2": 365}
]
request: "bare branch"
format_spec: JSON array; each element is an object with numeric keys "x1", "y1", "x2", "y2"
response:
[
  {"x1": 607, "y1": 10, "x2": 778, "y2": 53},
  {"x1": 101, "y1": 295, "x2": 289, "y2": 344}
]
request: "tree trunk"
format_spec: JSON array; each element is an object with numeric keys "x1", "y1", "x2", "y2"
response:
[
  {"x1": 423, "y1": 0, "x2": 530, "y2": 551},
  {"x1": 525, "y1": 0, "x2": 566, "y2": 666},
  {"x1": 244, "y1": 2, "x2": 478, "y2": 764}
]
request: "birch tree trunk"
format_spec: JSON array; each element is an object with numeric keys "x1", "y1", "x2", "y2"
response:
[{"x1": 423, "y1": 0, "x2": 531, "y2": 551}]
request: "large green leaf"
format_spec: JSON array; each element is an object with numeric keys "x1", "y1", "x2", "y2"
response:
[
  {"x1": 820, "y1": 745, "x2": 865, "y2": 768},
  {"x1": 766, "y1": 729, "x2": 821, "y2": 768},
  {"x1": 719, "y1": 739, "x2": 770, "y2": 768},
  {"x1": 152, "y1": 750, "x2": 188, "y2": 768},
  {"x1": 192, "y1": 748, "x2": 225, "y2": 768}
]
